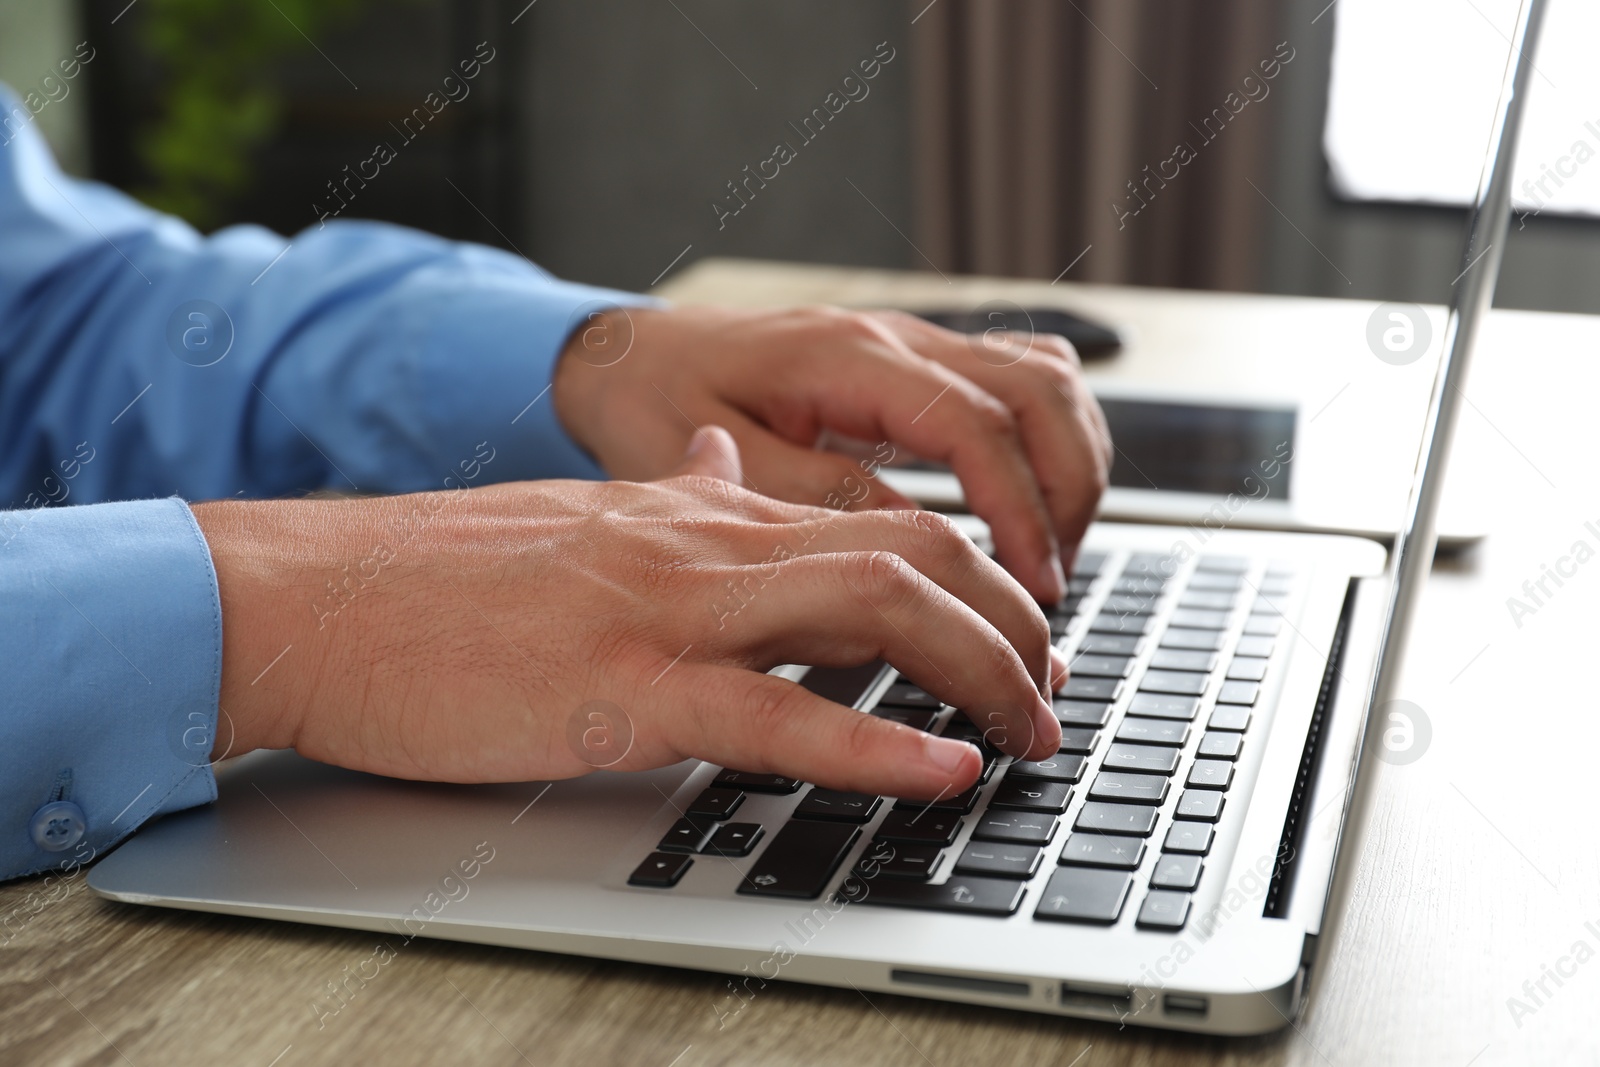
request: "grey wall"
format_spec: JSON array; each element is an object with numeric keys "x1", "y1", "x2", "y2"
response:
[{"x1": 516, "y1": 0, "x2": 914, "y2": 291}]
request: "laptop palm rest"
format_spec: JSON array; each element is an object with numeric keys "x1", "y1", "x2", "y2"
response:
[{"x1": 89, "y1": 750, "x2": 697, "y2": 918}]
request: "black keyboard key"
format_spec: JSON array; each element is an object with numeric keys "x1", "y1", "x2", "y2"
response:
[
  {"x1": 877, "y1": 681, "x2": 942, "y2": 710},
  {"x1": 796, "y1": 788, "x2": 882, "y2": 822},
  {"x1": 1116, "y1": 717, "x2": 1190, "y2": 746},
  {"x1": 1102, "y1": 595, "x2": 1159, "y2": 615},
  {"x1": 972, "y1": 810, "x2": 1058, "y2": 846},
  {"x1": 1076, "y1": 633, "x2": 1143, "y2": 656},
  {"x1": 1058, "y1": 832, "x2": 1146, "y2": 869},
  {"x1": 687, "y1": 787, "x2": 744, "y2": 820},
  {"x1": 1159, "y1": 628, "x2": 1227, "y2": 652},
  {"x1": 1178, "y1": 590, "x2": 1237, "y2": 611},
  {"x1": 1088, "y1": 771, "x2": 1170, "y2": 805},
  {"x1": 1111, "y1": 575, "x2": 1166, "y2": 596},
  {"x1": 1227, "y1": 657, "x2": 1269, "y2": 682},
  {"x1": 1060, "y1": 676, "x2": 1124, "y2": 702},
  {"x1": 875, "y1": 809, "x2": 964, "y2": 846},
  {"x1": 1149, "y1": 648, "x2": 1219, "y2": 672},
  {"x1": 1234, "y1": 635, "x2": 1276, "y2": 658},
  {"x1": 1175, "y1": 791, "x2": 1225, "y2": 822},
  {"x1": 659, "y1": 817, "x2": 716, "y2": 853},
  {"x1": 1195, "y1": 555, "x2": 1250, "y2": 573},
  {"x1": 1198, "y1": 732, "x2": 1244, "y2": 760},
  {"x1": 629, "y1": 852, "x2": 693, "y2": 888},
  {"x1": 1075, "y1": 802, "x2": 1159, "y2": 836},
  {"x1": 1053, "y1": 699, "x2": 1112, "y2": 727},
  {"x1": 1164, "y1": 822, "x2": 1215, "y2": 855},
  {"x1": 1088, "y1": 613, "x2": 1154, "y2": 636},
  {"x1": 990, "y1": 780, "x2": 1073, "y2": 814},
  {"x1": 1035, "y1": 868, "x2": 1132, "y2": 924},
  {"x1": 737, "y1": 821, "x2": 860, "y2": 899},
  {"x1": 1123, "y1": 552, "x2": 1174, "y2": 573},
  {"x1": 1101, "y1": 743, "x2": 1181, "y2": 775},
  {"x1": 1008, "y1": 754, "x2": 1086, "y2": 783},
  {"x1": 713, "y1": 770, "x2": 804, "y2": 794},
  {"x1": 1187, "y1": 760, "x2": 1235, "y2": 790},
  {"x1": 1150, "y1": 853, "x2": 1203, "y2": 890},
  {"x1": 1067, "y1": 576, "x2": 1098, "y2": 597},
  {"x1": 1049, "y1": 614, "x2": 1075, "y2": 638},
  {"x1": 1073, "y1": 552, "x2": 1108, "y2": 577},
  {"x1": 802, "y1": 661, "x2": 889, "y2": 707},
  {"x1": 1057, "y1": 727, "x2": 1100, "y2": 754},
  {"x1": 1067, "y1": 654, "x2": 1134, "y2": 678},
  {"x1": 1169, "y1": 608, "x2": 1231, "y2": 630},
  {"x1": 954, "y1": 841, "x2": 1042, "y2": 879},
  {"x1": 705, "y1": 822, "x2": 765, "y2": 856},
  {"x1": 1217, "y1": 681, "x2": 1260, "y2": 706},
  {"x1": 1207, "y1": 706, "x2": 1252, "y2": 731},
  {"x1": 1127, "y1": 692, "x2": 1200, "y2": 720},
  {"x1": 1138, "y1": 670, "x2": 1210, "y2": 697},
  {"x1": 854, "y1": 838, "x2": 943, "y2": 880},
  {"x1": 1187, "y1": 570, "x2": 1245, "y2": 591},
  {"x1": 840, "y1": 873, "x2": 1025, "y2": 916},
  {"x1": 1136, "y1": 890, "x2": 1192, "y2": 930},
  {"x1": 871, "y1": 706, "x2": 937, "y2": 731},
  {"x1": 894, "y1": 782, "x2": 982, "y2": 814},
  {"x1": 1254, "y1": 593, "x2": 1292, "y2": 616}
]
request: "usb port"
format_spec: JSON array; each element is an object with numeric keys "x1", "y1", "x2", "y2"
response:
[
  {"x1": 1164, "y1": 994, "x2": 1209, "y2": 1018},
  {"x1": 1059, "y1": 983, "x2": 1132, "y2": 1014}
]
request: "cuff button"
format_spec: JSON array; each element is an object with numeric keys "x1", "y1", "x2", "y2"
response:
[{"x1": 30, "y1": 801, "x2": 87, "y2": 853}]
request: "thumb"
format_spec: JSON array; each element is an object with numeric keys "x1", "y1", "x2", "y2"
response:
[{"x1": 668, "y1": 425, "x2": 743, "y2": 484}]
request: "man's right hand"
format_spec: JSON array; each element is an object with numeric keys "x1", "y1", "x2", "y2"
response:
[{"x1": 191, "y1": 428, "x2": 1064, "y2": 800}]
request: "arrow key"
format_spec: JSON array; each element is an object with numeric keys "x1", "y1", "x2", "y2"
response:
[
  {"x1": 704, "y1": 822, "x2": 766, "y2": 857},
  {"x1": 628, "y1": 851, "x2": 693, "y2": 888}
]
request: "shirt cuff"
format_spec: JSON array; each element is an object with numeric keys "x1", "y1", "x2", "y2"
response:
[
  {"x1": 0, "y1": 497, "x2": 221, "y2": 883},
  {"x1": 399, "y1": 247, "x2": 661, "y2": 486}
]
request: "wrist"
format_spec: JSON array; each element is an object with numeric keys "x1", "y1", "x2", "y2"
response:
[
  {"x1": 191, "y1": 499, "x2": 334, "y2": 759},
  {"x1": 552, "y1": 304, "x2": 661, "y2": 469}
]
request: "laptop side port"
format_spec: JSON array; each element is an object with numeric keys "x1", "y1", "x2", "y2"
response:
[
  {"x1": 1058, "y1": 982, "x2": 1133, "y2": 1015},
  {"x1": 1164, "y1": 994, "x2": 1209, "y2": 1019}
]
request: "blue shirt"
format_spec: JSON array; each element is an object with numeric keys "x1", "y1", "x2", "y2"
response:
[{"x1": 0, "y1": 86, "x2": 642, "y2": 882}]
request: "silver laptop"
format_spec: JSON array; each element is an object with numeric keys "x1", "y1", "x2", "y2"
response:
[{"x1": 89, "y1": 0, "x2": 1545, "y2": 1035}]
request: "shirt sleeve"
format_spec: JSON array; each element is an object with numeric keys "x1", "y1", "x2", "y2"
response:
[
  {"x1": 0, "y1": 497, "x2": 221, "y2": 882},
  {"x1": 0, "y1": 82, "x2": 654, "y2": 506},
  {"x1": 0, "y1": 83, "x2": 654, "y2": 882}
]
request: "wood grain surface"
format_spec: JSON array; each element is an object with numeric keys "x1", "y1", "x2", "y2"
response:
[{"x1": 5, "y1": 260, "x2": 1597, "y2": 1067}]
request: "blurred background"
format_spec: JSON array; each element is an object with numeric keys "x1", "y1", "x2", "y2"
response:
[{"x1": 4, "y1": 0, "x2": 1597, "y2": 311}]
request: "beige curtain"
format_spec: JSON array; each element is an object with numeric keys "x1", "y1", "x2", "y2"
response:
[{"x1": 911, "y1": 0, "x2": 1284, "y2": 290}]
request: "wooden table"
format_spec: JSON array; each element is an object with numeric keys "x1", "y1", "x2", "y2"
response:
[{"x1": 6, "y1": 260, "x2": 1598, "y2": 1066}]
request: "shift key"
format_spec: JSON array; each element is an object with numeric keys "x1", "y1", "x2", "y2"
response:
[{"x1": 737, "y1": 821, "x2": 860, "y2": 899}]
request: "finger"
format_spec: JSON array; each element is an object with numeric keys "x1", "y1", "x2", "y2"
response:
[
  {"x1": 712, "y1": 407, "x2": 921, "y2": 512},
  {"x1": 778, "y1": 508, "x2": 1053, "y2": 696},
  {"x1": 701, "y1": 551, "x2": 1058, "y2": 760},
  {"x1": 732, "y1": 321, "x2": 1065, "y2": 603},
  {"x1": 669, "y1": 666, "x2": 985, "y2": 800},
  {"x1": 664, "y1": 425, "x2": 743, "y2": 484},
  {"x1": 1049, "y1": 646, "x2": 1072, "y2": 692},
  {"x1": 874, "y1": 313, "x2": 1111, "y2": 571}
]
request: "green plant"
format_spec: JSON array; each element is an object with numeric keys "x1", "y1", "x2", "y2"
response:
[{"x1": 135, "y1": 0, "x2": 367, "y2": 229}]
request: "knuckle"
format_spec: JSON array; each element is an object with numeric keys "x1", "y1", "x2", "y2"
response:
[
  {"x1": 1035, "y1": 332, "x2": 1081, "y2": 366},
  {"x1": 840, "y1": 708, "x2": 888, "y2": 766},
  {"x1": 893, "y1": 509, "x2": 971, "y2": 570},
  {"x1": 851, "y1": 550, "x2": 920, "y2": 608},
  {"x1": 963, "y1": 390, "x2": 1019, "y2": 439},
  {"x1": 742, "y1": 679, "x2": 805, "y2": 752}
]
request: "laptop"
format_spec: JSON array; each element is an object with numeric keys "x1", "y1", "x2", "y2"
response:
[{"x1": 88, "y1": 0, "x2": 1545, "y2": 1036}]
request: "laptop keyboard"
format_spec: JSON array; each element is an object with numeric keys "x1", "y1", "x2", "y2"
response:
[{"x1": 628, "y1": 551, "x2": 1298, "y2": 933}]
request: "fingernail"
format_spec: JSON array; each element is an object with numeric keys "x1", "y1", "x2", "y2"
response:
[
  {"x1": 1033, "y1": 695, "x2": 1061, "y2": 751},
  {"x1": 1038, "y1": 556, "x2": 1067, "y2": 602},
  {"x1": 1048, "y1": 647, "x2": 1071, "y2": 692},
  {"x1": 924, "y1": 735, "x2": 974, "y2": 775}
]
